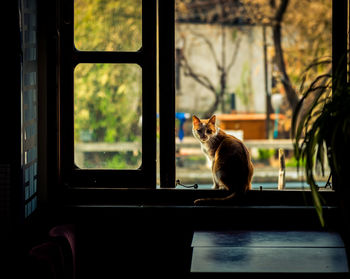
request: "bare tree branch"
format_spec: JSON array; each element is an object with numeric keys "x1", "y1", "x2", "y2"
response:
[
  {"x1": 190, "y1": 29, "x2": 221, "y2": 70},
  {"x1": 180, "y1": 54, "x2": 217, "y2": 94}
]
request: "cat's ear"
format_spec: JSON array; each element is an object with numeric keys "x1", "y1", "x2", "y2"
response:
[
  {"x1": 208, "y1": 115, "x2": 216, "y2": 125},
  {"x1": 192, "y1": 115, "x2": 201, "y2": 125}
]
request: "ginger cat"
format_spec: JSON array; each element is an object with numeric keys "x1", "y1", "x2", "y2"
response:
[{"x1": 192, "y1": 115, "x2": 253, "y2": 205}]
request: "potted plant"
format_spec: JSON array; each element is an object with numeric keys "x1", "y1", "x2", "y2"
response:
[{"x1": 292, "y1": 58, "x2": 350, "y2": 230}]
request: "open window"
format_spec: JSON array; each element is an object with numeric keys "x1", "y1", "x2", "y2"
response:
[
  {"x1": 58, "y1": 0, "x2": 346, "y2": 202},
  {"x1": 174, "y1": 0, "x2": 335, "y2": 191}
]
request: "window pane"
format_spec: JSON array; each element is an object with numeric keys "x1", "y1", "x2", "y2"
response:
[
  {"x1": 175, "y1": 0, "x2": 332, "y2": 190},
  {"x1": 74, "y1": 0, "x2": 142, "y2": 51},
  {"x1": 74, "y1": 63, "x2": 142, "y2": 169}
]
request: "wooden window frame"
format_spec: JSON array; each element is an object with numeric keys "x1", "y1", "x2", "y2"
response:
[{"x1": 59, "y1": 0, "x2": 157, "y2": 188}]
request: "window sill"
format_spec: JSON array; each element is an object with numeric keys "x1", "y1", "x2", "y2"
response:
[
  {"x1": 57, "y1": 203, "x2": 340, "y2": 231},
  {"x1": 62, "y1": 186, "x2": 337, "y2": 207}
]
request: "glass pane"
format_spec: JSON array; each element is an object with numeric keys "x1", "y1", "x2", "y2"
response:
[
  {"x1": 74, "y1": 63, "x2": 142, "y2": 169},
  {"x1": 74, "y1": 0, "x2": 142, "y2": 51},
  {"x1": 175, "y1": 0, "x2": 332, "y2": 190}
]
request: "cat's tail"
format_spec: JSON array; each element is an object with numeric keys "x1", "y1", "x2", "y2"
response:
[{"x1": 194, "y1": 192, "x2": 237, "y2": 206}]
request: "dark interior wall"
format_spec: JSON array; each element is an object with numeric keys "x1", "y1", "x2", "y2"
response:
[
  {"x1": 0, "y1": 1, "x2": 57, "y2": 277},
  {"x1": 1, "y1": 1, "x2": 23, "y2": 277},
  {"x1": 1, "y1": 0, "x2": 22, "y2": 233},
  {"x1": 74, "y1": 216, "x2": 193, "y2": 278}
]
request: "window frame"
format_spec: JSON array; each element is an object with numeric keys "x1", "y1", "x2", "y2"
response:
[
  {"x1": 59, "y1": 0, "x2": 157, "y2": 188},
  {"x1": 159, "y1": 0, "x2": 176, "y2": 188},
  {"x1": 56, "y1": 0, "x2": 346, "y2": 207}
]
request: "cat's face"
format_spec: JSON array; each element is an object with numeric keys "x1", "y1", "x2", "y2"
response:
[{"x1": 192, "y1": 115, "x2": 217, "y2": 143}]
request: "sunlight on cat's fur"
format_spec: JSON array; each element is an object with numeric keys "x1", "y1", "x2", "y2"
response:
[{"x1": 192, "y1": 115, "x2": 254, "y2": 205}]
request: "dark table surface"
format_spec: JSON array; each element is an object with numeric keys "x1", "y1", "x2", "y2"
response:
[{"x1": 191, "y1": 230, "x2": 349, "y2": 275}]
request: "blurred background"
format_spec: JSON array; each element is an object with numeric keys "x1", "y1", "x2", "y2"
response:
[
  {"x1": 174, "y1": 0, "x2": 332, "y2": 189},
  {"x1": 73, "y1": 0, "x2": 332, "y2": 189}
]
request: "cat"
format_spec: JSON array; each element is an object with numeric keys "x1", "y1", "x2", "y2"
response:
[{"x1": 192, "y1": 115, "x2": 254, "y2": 205}]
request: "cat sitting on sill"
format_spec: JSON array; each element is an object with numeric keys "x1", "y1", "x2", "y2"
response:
[{"x1": 192, "y1": 115, "x2": 254, "y2": 205}]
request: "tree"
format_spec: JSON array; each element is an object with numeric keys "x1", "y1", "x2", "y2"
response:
[
  {"x1": 178, "y1": 25, "x2": 242, "y2": 117},
  {"x1": 177, "y1": 0, "x2": 248, "y2": 117},
  {"x1": 271, "y1": 0, "x2": 299, "y2": 111},
  {"x1": 243, "y1": 0, "x2": 331, "y2": 111},
  {"x1": 177, "y1": 0, "x2": 332, "y2": 113}
]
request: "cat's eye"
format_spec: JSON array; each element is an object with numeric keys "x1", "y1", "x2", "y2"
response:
[{"x1": 207, "y1": 129, "x2": 212, "y2": 134}]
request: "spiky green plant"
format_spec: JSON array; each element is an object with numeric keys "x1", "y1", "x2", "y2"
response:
[{"x1": 292, "y1": 58, "x2": 350, "y2": 227}]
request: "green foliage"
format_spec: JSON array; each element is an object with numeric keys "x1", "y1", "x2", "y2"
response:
[
  {"x1": 74, "y1": 0, "x2": 141, "y2": 51},
  {"x1": 285, "y1": 156, "x2": 305, "y2": 168},
  {"x1": 74, "y1": 63, "x2": 142, "y2": 143},
  {"x1": 186, "y1": 155, "x2": 207, "y2": 162},
  {"x1": 74, "y1": 0, "x2": 142, "y2": 145},
  {"x1": 257, "y1": 148, "x2": 275, "y2": 161},
  {"x1": 105, "y1": 152, "x2": 141, "y2": 169}
]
